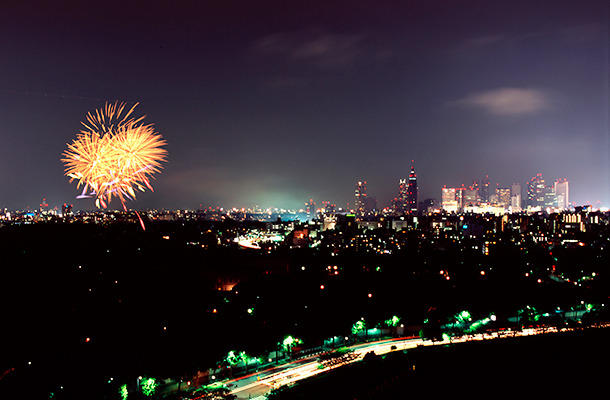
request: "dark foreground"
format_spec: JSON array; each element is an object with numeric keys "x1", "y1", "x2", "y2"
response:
[{"x1": 269, "y1": 327, "x2": 610, "y2": 399}]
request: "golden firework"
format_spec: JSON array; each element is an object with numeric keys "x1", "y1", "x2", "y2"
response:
[{"x1": 62, "y1": 102, "x2": 167, "y2": 210}]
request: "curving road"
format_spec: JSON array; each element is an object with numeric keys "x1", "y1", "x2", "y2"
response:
[{"x1": 226, "y1": 324, "x2": 608, "y2": 399}]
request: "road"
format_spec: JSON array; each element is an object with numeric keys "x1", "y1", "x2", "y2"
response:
[
  {"x1": 226, "y1": 337, "x2": 423, "y2": 399},
  {"x1": 226, "y1": 324, "x2": 609, "y2": 399}
]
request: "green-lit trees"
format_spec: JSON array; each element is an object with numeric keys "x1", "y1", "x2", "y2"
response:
[
  {"x1": 518, "y1": 306, "x2": 541, "y2": 325},
  {"x1": 119, "y1": 384, "x2": 128, "y2": 400},
  {"x1": 384, "y1": 315, "x2": 401, "y2": 327},
  {"x1": 351, "y1": 319, "x2": 366, "y2": 335},
  {"x1": 278, "y1": 335, "x2": 302, "y2": 361},
  {"x1": 224, "y1": 350, "x2": 259, "y2": 374},
  {"x1": 140, "y1": 377, "x2": 157, "y2": 397}
]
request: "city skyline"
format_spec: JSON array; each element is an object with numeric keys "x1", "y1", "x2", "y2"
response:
[
  {"x1": 1, "y1": 1, "x2": 609, "y2": 211},
  {"x1": 0, "y1": 168, "x2": 590, "y2": 213}
]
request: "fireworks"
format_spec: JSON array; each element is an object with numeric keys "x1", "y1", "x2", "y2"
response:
[{"x1": 62, "y1": 102, "x2": 167, "y2": 210}]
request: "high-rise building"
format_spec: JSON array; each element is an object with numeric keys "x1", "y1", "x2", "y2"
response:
[
  {"x1": 441, "y1": 187, "x2": 463, "y2": 213},
  {"x1": 407, "y1": 164, "x2": 418, "y2": 214},
  {"x1": 306, "y1": 199, "x2": 316, "y2": 220},
  {"x1": 480, "y1": 175, "x2": 491, "y2": 203},
  {"x1": 511, "y1": 183, "x2": 522, "y2": 212},
  {"x1": 555, "y1": 179, "x2": 569, "y2": 210},
  {"x1": 527, "y1": 174, "x2": 546, "y2": 208},
  {"x1": 544, "y1": 186, "x2": 557, "y2": 208},
  {"x1": 496, "y1": 188, "x2": 510, "y2": 209},
  {"x1": 397, "y1": 178, "x2": 408, "y2": 213},
  {"x1": 471, "y1": 179, "x2": 481, "y2": 202},
  {"x1": 463, "y1": 186, "x2": 478, "y2": 207},
  {"x1": 354, "y1": 181, "x2": 367, "y2": 216}
]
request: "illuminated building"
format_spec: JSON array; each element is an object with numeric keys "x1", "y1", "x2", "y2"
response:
[
  {"x1": 463, "y1": 187, "x2": 478, "y2": 207},
  {"x1": 480, "y1": 175, "x2": 490, "y2": 203},
  {"x1": 527, "y1": 173, "x2": 546, "y2": 208},
  {"x1": 407, "y1": 164, "x2": 418, "y2": 214},
  {"x1": 441, "y1": 187, "x2": 463, "y2": 213},
  {"x1": 555, "y1": 179, "x2": 569, "y2": 210},
  {"x1": 511, "y1": 183, "x2": 522, "y2": 212},
  {"x1": 496, "y1": 188, "x2": 510, "y2": 209},
  {"x1": 354, "y1": 181, "x2": 367, "y2": 216},
  {"x1": 306, "y1": 199, "x2": 316, "y2": 220},
  {"x1": 544, "y1": 185, "x2": 557, "y2": 208},
  {"x1": 397, "y1": 178, "x2": 408, "y2": 213}
]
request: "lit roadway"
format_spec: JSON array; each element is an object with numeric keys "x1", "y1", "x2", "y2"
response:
[
  {"x1": 224, "y1": 324, "x2": 609, "y2": 399},
  {"x1": 226, "y1": 337, "x2": 421, "y2": 399}
]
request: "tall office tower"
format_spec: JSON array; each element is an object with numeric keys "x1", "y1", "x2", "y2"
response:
[
  {"x1": 406, "y1": 164, "x2": 418, "y2": 213},
  {"x1": 441, "y1": 187, "x2": 463, "y2": 212},
  {"x1": 554, "y1": 179, "x2": 569, "y2": 210},
  {"x1": 442, "y1": 187, "x2": 457, "y2": 211},
  {"x1": 496, "y1": 188, "x2": 511, "y2": 209},
  {"x1": 463, "y1": 185, "x2": 478, "y2": 207},
  {"x1": 354, "y1": 181, "x2": 367, "y2": 216},
  {"x1": 365, "y1": 196, "x2": 377, "y2": 213},
  {"x1": 511, "y1": 183, "x2": 522, "y2": 211},
  {"x1": 398, "y1": 178, "x2": 408, "y2": 213},
  {"x1": 527, "y1": 173, "x2": 546, "y2": 207},
  {"x1": 471, "y1": 179, "x2": 481, "y2": 202},
  {"x1": 480, "y1": 175, "x2": 491, "y2": 203},
  {"x1": 544, "y1": 186, "x2": 557, "y2": 208},
  {"x1": 306, "y1": 199, "x2": 316, "y2": 220}
]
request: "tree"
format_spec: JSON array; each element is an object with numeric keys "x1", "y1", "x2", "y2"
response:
[
  {"x1": 351, "y1": 319, "x2": 366, "y2": 336},
  {"x1": 140, "y1": 377, "x2": 157, "y2": 397},
  {"x1": 119, "y1": 384, "x2": 128, "y2": 400},
  {"x1": 384, "y1": 315, "x2": 401, "y2": 327},
  {"x1": 223, "y1": 350, "x2": 258, "y2": 375},
  {"x1": 277, "y1": 335, "x2": 302, "y2": 361}
]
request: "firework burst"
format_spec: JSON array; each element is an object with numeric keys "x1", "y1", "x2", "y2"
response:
[{"x1": 62, "y1": 102, "x2": 167, "y2": 210}]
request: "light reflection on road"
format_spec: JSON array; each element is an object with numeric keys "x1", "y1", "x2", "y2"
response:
[{"x1": 229, "y1": 324, "x2": 609, "y2": 399}]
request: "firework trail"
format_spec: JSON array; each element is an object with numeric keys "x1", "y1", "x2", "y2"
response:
[{"x1": 62, "y1": 102, "x2": 167, "y2": 212}]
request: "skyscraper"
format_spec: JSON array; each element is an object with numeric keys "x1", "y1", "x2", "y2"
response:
[
  {"x1": 544, "y1": 185, "x2": 557, "y2": 208},
  {"x1": 354, "y1": 181, "x2": 367, "y2": 216},
  {"x1": 480, "y1": 175, "x2": 491, "y2": 203},
  {"x1": 511, "y1": 183, "x2": 522, "y2": 212},
  {"x1": 527, "y1": 174, "x2": 546, "y2": 208},
  {"x1": 441, "y1": 187, "x2": 463, "y2": 213},
  {"x1": 306, "y1": 199, "x2": 316, "y2": 220},
  {"x1": 496, "y1": 188, "x2": 511, "y2": 209},
  {"x1": 397, "y1": 178, "x2": 408, "y2": 213},
  {"x1": 555, "y1": 179, "x2": 569, "y2": 210},
  {"x1": 407, "y1": 164, "x2": 418, "y2": 214}
]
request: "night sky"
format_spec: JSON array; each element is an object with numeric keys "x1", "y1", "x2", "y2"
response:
[{"x1": 1, "y1": 0, "x2": 608, "y2": 211}]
